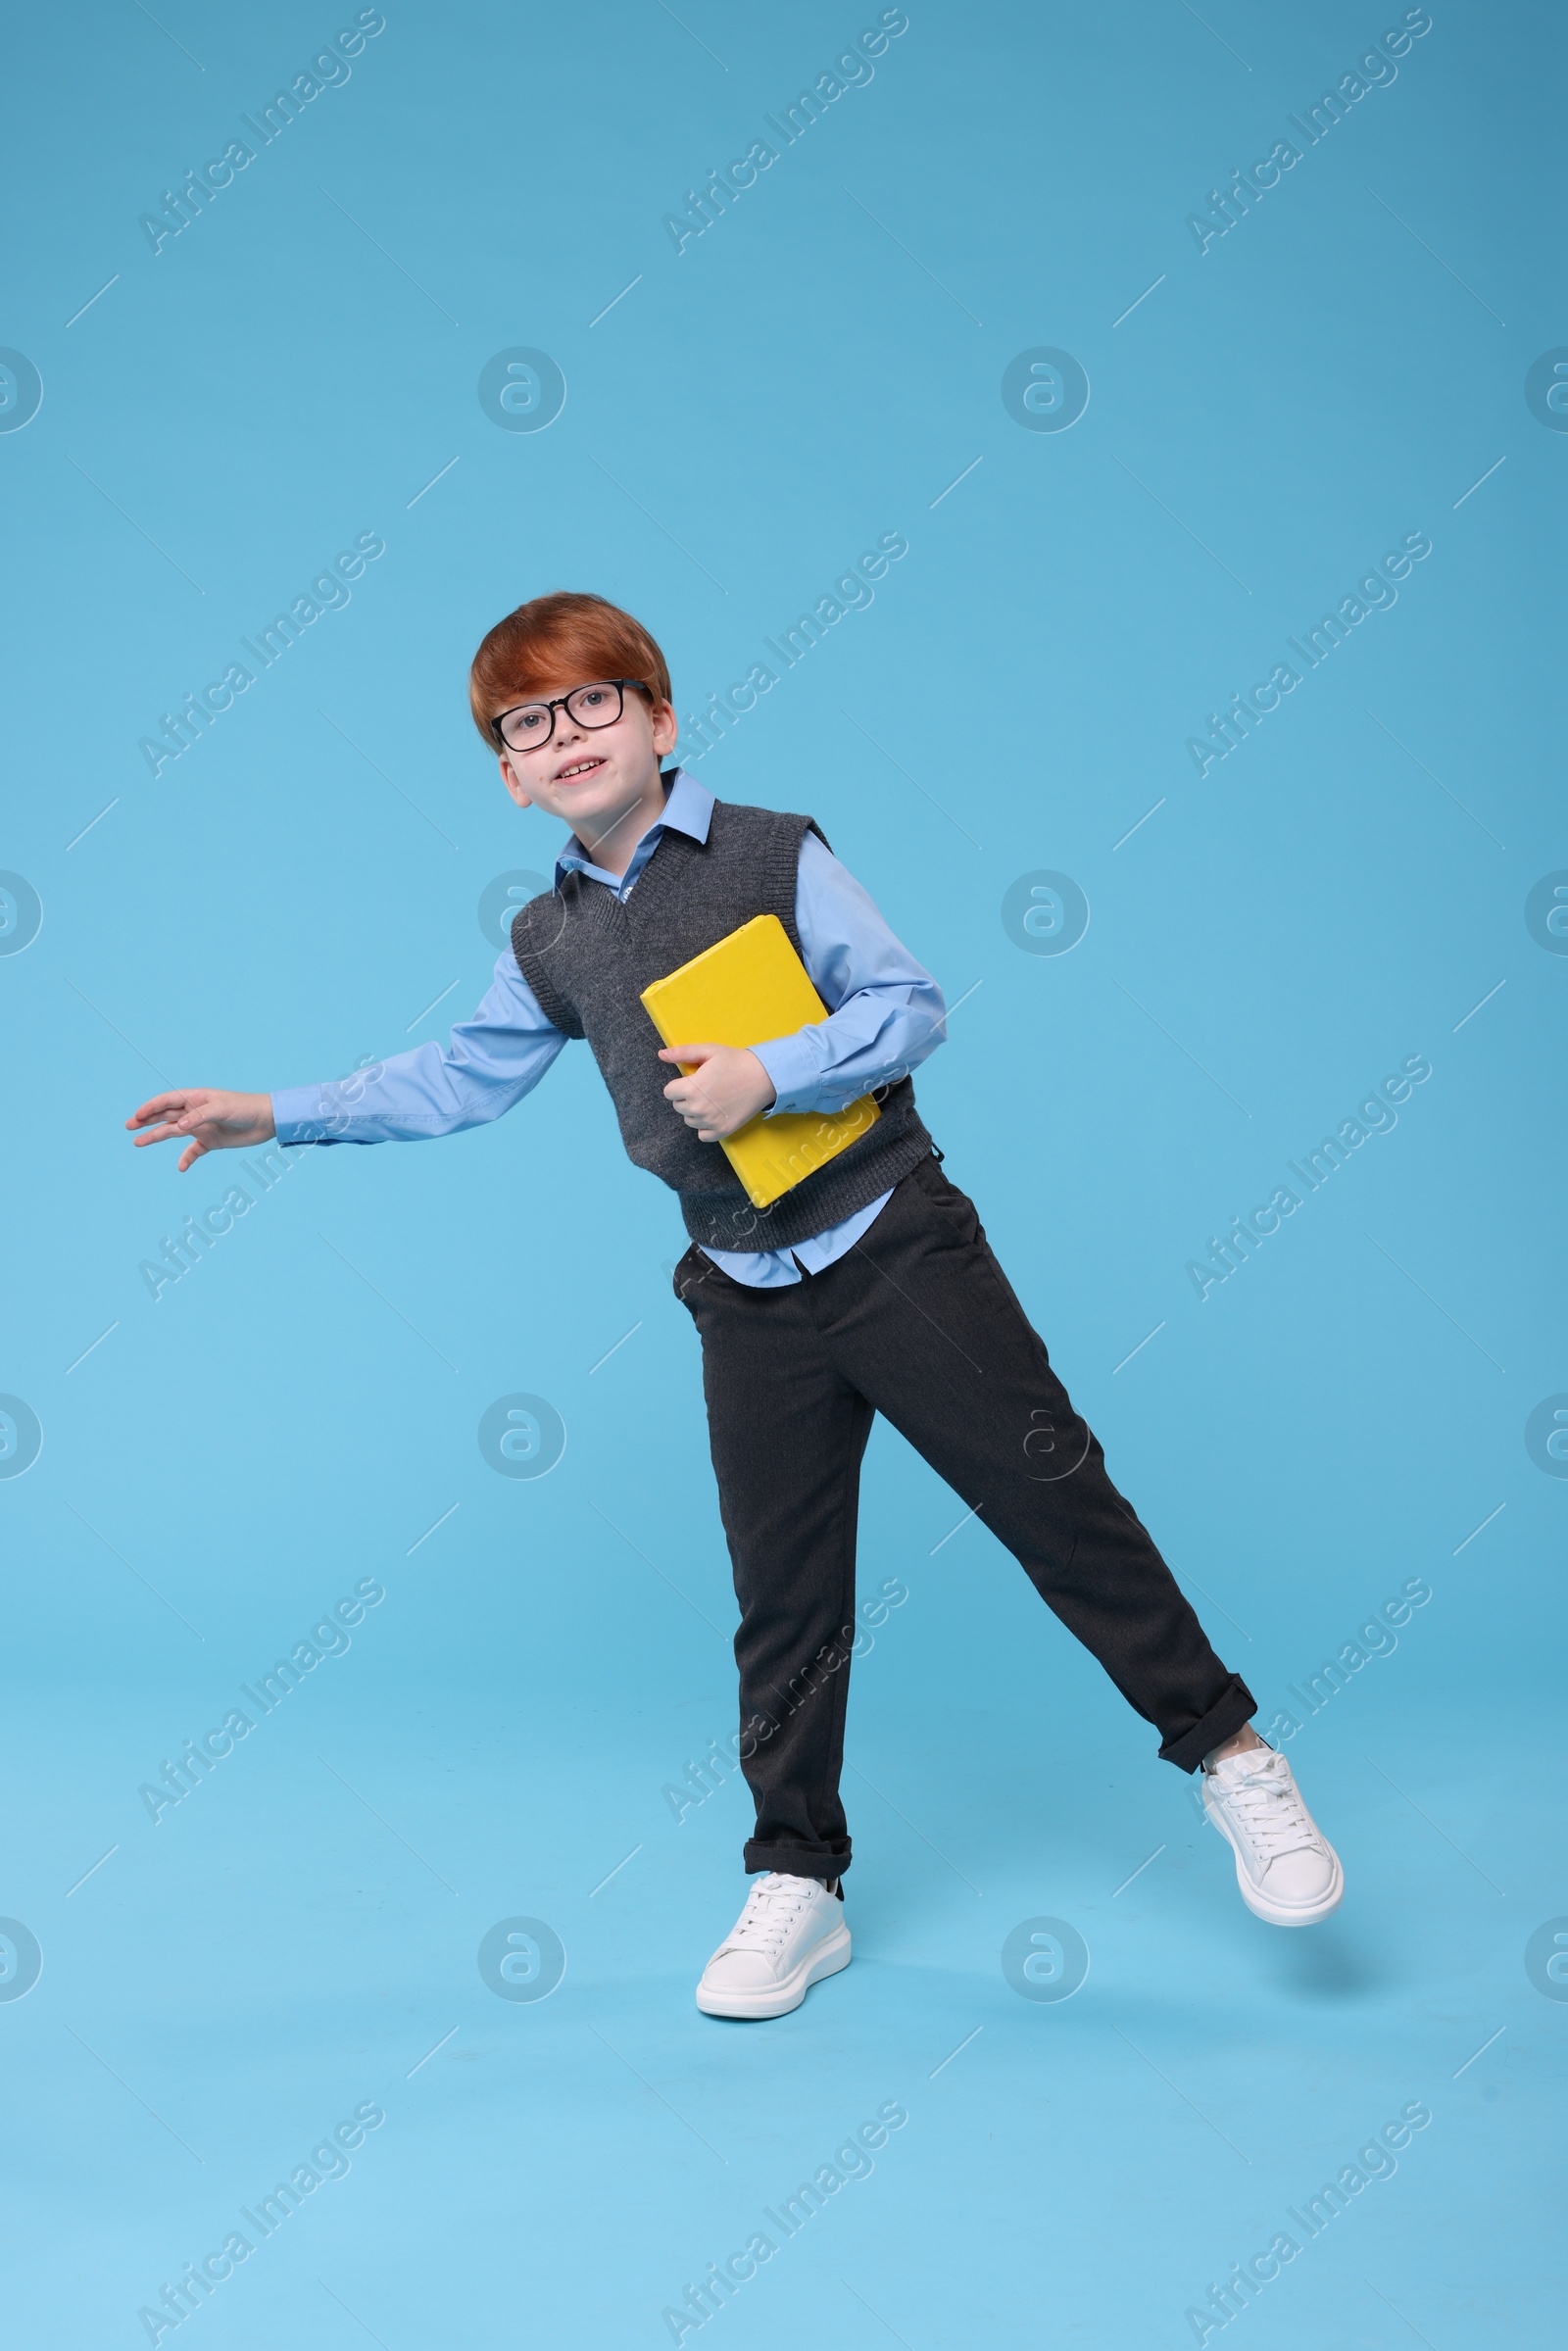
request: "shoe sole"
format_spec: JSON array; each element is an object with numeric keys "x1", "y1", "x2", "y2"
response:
[
  {"x1": 696, "y1": 1923, "x2": 852, "y2": 2019},
  {"x1": 1203, "y1": 1786, "x2": 1345, "y2": 1928}
]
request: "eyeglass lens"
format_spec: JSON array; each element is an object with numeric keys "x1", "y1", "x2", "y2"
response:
[{"x1": 500, "y1": 682, "x2": 624, "y2": 751}]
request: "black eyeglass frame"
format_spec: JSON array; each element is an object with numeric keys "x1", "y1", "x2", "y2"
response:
[{"x1": 489, "y1": 677, "x2": 654, "y2": 754}]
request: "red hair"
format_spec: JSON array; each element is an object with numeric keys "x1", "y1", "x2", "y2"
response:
[{"x1": 467, "y1": 590, "x2": 673, "y2": 747}]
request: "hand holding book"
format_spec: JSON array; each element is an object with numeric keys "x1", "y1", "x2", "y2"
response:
[
  {"x1": 641, "y1": 915, "x2": 881, "y2": 1208},
  {"x1": 658, "y1": 1042, "x2": 777, "y2": 1141}
]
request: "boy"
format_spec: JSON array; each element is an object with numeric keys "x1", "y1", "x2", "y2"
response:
[{"x1": 127, "y1": 590, "x2": 1343, "y2": 2020}]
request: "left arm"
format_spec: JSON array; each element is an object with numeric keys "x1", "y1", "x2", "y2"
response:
[{"x1": 659, "y1": 831, "x2": 948, "y2": 1138}]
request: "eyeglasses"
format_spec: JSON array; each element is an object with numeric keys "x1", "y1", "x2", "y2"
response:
[{"x1": 490, "y1": 678, "x2": 652, "y2": 754}]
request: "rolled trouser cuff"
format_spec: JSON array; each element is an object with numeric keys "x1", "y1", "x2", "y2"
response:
[
  {"x1": 1159, "y1": 1674, "x2": 1257, "y2": 1774},
  {"x1": 744, "y1": 1837, "x2": 852, "y2": 1880}
]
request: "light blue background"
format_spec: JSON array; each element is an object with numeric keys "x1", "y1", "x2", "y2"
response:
[{"x1": 1, "y1": 3, "x2": 1562, "y2": 2345}]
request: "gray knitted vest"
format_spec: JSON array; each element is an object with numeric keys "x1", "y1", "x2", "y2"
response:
[{"x1": 510, "y1": 794, "x2": 933, "y2": 1252}]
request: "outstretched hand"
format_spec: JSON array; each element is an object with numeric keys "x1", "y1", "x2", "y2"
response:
[
  {"x1": 658, "y1": 1044, "x2": 776, "y2": 1142},
  {"x1": 125, "y1": 1088, "x2": 275, "y2": 1173}
]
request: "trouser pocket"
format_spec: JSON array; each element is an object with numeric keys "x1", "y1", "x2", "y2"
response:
[{"x1": 671, "y1": 1244, "x2": 708, "y2": 1310}]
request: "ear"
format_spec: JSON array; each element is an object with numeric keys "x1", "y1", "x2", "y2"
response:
[
  {"x1": 650, "y1": 698, "x2": 679, "y2": 758},
  {"x1": 498, "y1": 754, "x2": 532, "y2": 810}
]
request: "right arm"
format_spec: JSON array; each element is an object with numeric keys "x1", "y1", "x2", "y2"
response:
[{"x1": 126, "y1": 947, "x2": 566, "y2": 1171}]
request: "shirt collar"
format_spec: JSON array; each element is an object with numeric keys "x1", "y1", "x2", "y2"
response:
[{"x1": 554, "y1": 766, "x2": 713, "y2": 891}]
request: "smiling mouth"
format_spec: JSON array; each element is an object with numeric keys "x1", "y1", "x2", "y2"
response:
[{"x1": 556, "y1": 756, "x2": 606, "y2": 781}]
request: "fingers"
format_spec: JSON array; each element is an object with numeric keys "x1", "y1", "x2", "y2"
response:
[
  {"x1": 126, "y1": 1090, "x2": 198, "y2": 1129},
  {"x1": 131, "y1": 1121, "x2": 209, "y2": 1165},
  {"x1": 682, "y1": 1095, "x2": 728, "y2": 1139},
  {"x1": 662, "y1": 1073, "x2": 714, "y2": 1108},
  {"x1": 667, "y1": 1084, "x2": 722, "y2": 1126},
  {"x1": 659, "y1": 1045, "x2": 739, "y2": 1139}
]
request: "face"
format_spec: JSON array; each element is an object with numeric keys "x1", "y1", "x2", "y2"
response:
[{"x1": 495, "y1": 678, "x2": 678, "y2": 851}]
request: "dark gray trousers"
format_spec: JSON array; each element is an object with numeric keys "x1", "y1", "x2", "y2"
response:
[{"x1": 675, "y1": 1151, "x2": 1255, "y2": 1879}]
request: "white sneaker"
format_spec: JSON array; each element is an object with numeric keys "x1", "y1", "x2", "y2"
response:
[
  {"x1": 696, "y1": 1873, "x2": 852, "y2": 2019},
  {"x1": 1202, "y1": 1744, "x2": 1344, "y2": 1927}
]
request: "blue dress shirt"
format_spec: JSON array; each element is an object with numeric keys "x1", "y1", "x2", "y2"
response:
[{"x1": 270, "y1": 770, "x2": 948, "y2": 1286}]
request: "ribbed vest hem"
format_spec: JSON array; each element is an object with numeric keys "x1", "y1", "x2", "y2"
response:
[{"x1": 678, "y1": 1110, "x2": 934, "y2": 1253}]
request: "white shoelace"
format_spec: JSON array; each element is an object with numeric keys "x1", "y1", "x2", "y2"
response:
[
  {"x1": 723, "y1": 1873, "x2": 816, "y2": 1957},
  {"x1": 1210, "y1": 1752, "x2": 1319, "y2": 1860}
]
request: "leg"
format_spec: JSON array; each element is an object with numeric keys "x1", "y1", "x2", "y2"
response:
[
  {"x1": 675, "y1": 1246, "x2": 872, "y2": 1876},
  {"x1": 804, "y1": 1157, "x2": 1256, "y2": 1770}
]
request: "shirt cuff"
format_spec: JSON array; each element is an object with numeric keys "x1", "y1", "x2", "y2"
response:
[
  {"x1": 270, "y1": 1085, "x2": 357, "y2": 1146},
  {"x1": 750, "y1": 1032, "x2": 823, "y2": 1117}
]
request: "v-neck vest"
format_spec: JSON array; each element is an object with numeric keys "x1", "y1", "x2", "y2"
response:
[{"x1": 510, "y1": 798, "x2": 932, "y2": 1252}]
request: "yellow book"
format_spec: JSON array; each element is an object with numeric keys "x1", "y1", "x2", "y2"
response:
[{"x1": 640, "y1": 914, "x2": 881, "y2": 1209}]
